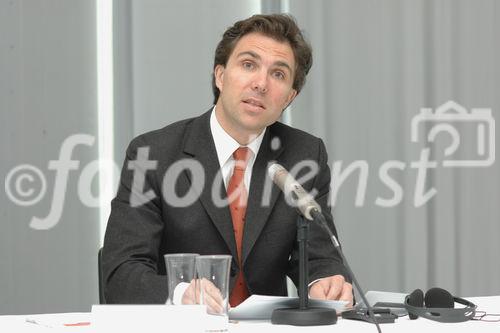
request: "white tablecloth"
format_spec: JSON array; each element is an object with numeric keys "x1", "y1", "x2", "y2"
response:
[{"x1": 1, "y1": 296, "x2": 498, "y2": 333}]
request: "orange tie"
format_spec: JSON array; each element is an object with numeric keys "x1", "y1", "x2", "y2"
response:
[{"x1": 228, "y1": 147, "x2": 251, "y2": 307}]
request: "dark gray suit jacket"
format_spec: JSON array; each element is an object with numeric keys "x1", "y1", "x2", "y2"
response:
[{"x1": 102, "y1": 109, "x2": 349, "y2": 303}]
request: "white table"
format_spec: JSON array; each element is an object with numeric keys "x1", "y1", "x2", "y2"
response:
[{"x1": 1, "y1": 296, "x2": 499, "y2": 333}]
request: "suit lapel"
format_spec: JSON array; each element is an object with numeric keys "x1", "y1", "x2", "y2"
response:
[
  {"x1": 242, "y1": 126, "x2": 284, "y2": 265},
  {"x1": 182, "y1": 110, "x2": 238, "y2": 261}
]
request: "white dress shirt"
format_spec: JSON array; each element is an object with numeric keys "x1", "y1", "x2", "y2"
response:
[{"x1": 209, "y1": 106, "x2": 266, "y2": 191}]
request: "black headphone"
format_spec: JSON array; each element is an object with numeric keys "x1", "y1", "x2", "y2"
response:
[{"x1": 377, "y1": 287, "x2": 477, "y2": 323}]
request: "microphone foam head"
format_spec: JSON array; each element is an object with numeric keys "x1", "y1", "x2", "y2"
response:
[{"x1": 267, "y1": 163, "x2": 284, "y2": 180}]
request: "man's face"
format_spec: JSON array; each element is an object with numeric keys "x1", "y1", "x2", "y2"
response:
[{"x1": 214, "y1": 32, "x2": 298, "y2": 143}]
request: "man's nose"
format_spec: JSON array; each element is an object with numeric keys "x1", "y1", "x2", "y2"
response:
[{"x1": 251, "y1": 70, "x2": 268, "y2": 94}]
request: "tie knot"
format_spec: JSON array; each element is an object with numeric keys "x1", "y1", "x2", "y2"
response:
[{"x1": 233, "y1": 147, "x2": 252, "y2": 169}]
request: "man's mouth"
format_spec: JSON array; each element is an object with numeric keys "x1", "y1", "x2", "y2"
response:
[{"x1": 242, "y1": 98, "x2": 265, "y2": 110}]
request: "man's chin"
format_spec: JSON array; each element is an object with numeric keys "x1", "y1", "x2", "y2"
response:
[{"x1": 238, "y1": 117, "x2": 273, "y2": 133}]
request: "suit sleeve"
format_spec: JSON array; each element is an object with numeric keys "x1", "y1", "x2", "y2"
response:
[
  {"x1": 287, "y1": 138, "x2": 351, "y2": 286},
  {"x1": 102, "y1": 135, "x2": 168, "y2": 303}
]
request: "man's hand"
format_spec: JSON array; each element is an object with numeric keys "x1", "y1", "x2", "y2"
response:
[
  {"x1": 309, "y1": 275, "x2": 353, "y2": 307},
  {"x1": 181, "y1": 279, "x2": 225, "y2": 314}
]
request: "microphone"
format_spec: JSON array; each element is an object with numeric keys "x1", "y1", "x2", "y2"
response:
[
  {"x1": 268, "y1": 163, "x2": 382, "y2": 333},
  {"x1": 267, "y1": 163, "x2": 321, "y2": 221}
]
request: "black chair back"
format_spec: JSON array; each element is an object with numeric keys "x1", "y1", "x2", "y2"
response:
[{"x1": 98, "y1": 248, "x2": 106, "y2": 304}]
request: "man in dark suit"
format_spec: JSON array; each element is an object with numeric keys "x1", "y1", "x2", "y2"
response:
[{"x1": 103, "y1": 14, "x2": 353, "y2": 307}]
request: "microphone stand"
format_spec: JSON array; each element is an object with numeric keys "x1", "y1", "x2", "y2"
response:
[
  {"x1": 267, "y1": 164, "x2": 382, "y2": 331},
  {"x1": 271, "y1": 214, "x2": 338, "y2": 326}
]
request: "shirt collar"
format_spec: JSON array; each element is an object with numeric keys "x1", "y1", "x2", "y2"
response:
[{"x1": 210, "y1": 106, "x2": 266, "y2": 168}]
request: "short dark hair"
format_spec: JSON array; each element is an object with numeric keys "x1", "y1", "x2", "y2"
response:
[{"x1": 212, "y1": 14, "x2": 313, "y2": 104}]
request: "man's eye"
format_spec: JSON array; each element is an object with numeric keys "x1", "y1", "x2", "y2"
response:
[
  {"x1": 273, "y1": 71, "x2": 285, "y2": 80},
  {"x1": 243, "y1": 62, "x2": 254, "y2": 69}
]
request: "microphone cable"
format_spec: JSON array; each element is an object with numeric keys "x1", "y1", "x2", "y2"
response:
[{"x1": 311, "y1": 209, "x2": 382, "y2": 333}]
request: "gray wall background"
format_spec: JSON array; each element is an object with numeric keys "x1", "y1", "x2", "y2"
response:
[
  {"x1": 1, "y1": 1, "x2": 100, "y2": 314},
  {"x1": 1, "y1": 0, "x2": 499, "y2": 315}
]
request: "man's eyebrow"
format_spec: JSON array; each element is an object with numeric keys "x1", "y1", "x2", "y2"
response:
[
  {"x1": 273, "y1": 61, "x2": 293, "y2": 74},
  {"x1": 236, "y1": 51, "x2": 293, "y2": 73},
  {"x1": 236, "y1": 51, "x2": 261, "y2": 60}
]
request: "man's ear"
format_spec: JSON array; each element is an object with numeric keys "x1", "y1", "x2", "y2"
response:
[
  {"x1": 214, "y1": 64, "x2": 225, "y2": 91},
  {"x1": 285, "y1": 89, "x2": 298, "y2": 107}
]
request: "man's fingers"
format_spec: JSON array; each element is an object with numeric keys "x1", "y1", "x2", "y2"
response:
[
  {"x1": 202, "y1": 291, "x2": 224, "y2": 314},
  {"x1": 181, "y1": 280, "x2": 197, "y2": 305},
  {"x1": 203, "y1": 291, "x2": 224, "y2": 314},
  {"x1": 203, "y1": 279, "x2": 224, "y2": 304},
  {"x1": 181, "y1": 278, "x2": 226, "y2": 313},
  {"x1": 195, "y1": 280, "x2": 201, "y2": 304},
  {"x1": 326, "y1": 275, "x2": 345, "y2": 300},
  {"x1": 339, "y1": 282, "x2": 354, "y2": 307},
  {"x1": 309, "y1": 282, "x2": 328, "y2": 299},
  {"x1": 199, "y1": 278, "x2": 224, "y2": 314}
]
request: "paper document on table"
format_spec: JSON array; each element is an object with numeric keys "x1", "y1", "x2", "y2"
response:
[{"x1": 228, "y1": 295, "x2": 349, "y2": 320}]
